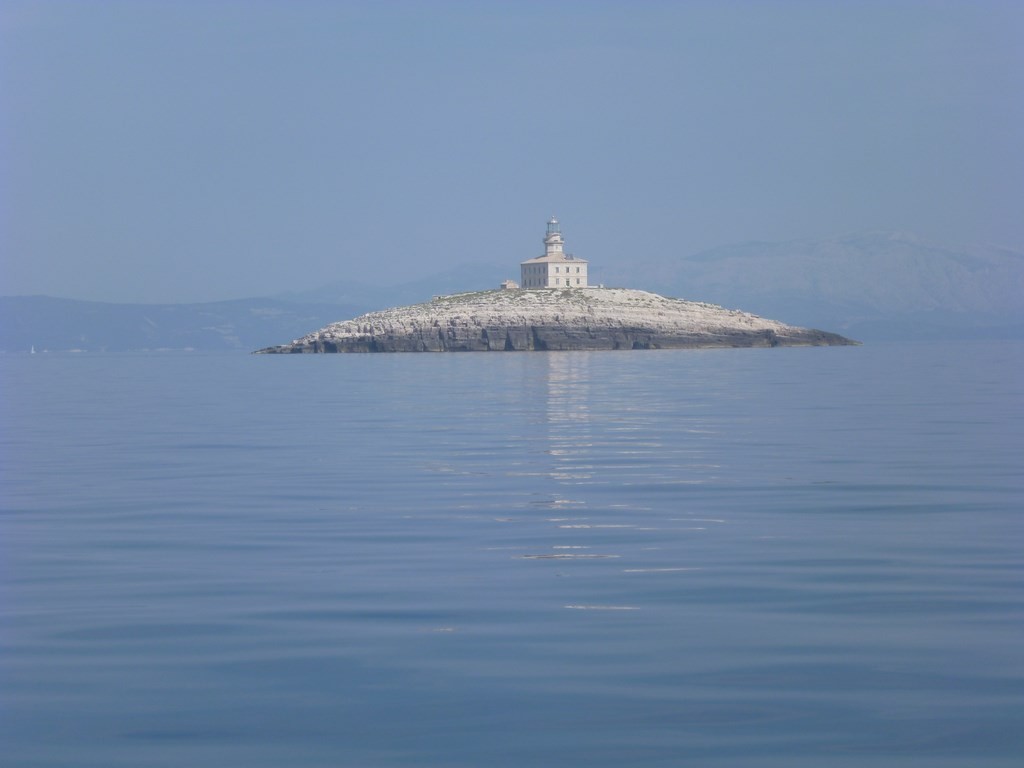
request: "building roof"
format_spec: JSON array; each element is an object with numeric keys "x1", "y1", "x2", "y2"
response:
[{"x1": 520, "y1": 253, "x2": 589, "y2": 265}]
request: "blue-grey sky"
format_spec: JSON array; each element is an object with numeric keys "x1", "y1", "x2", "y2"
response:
[{"x1": 2, "y1": 1, "x2": 1021, "y2": 303}]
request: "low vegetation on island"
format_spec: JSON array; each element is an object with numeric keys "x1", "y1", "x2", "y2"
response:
[{"x1": 255, "y1": 287, "x2": 856, "y2": 353}]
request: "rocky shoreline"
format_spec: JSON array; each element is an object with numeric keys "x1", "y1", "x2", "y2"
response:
[{"x1": 255, "y1": 288, "x2": 857, "y2": 353}]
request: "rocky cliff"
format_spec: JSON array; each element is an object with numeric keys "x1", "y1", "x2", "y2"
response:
[{"x1": 255, "y1": 288, "x2": 856, "y2": 353}]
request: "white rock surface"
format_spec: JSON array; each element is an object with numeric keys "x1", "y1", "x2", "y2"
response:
[{"x1": 259, "y1": 288, "x2": 854, "y2": 353}]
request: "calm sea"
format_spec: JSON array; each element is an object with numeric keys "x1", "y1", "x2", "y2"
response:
[{"x1": 1, "y1": 342, "x2": 1022, "y2": 767}]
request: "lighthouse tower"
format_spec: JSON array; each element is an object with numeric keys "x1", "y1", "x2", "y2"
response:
[
  {"x1": 520, "y1": 217, "x2": 589, "y2": 289},
  {"x1": 544, "y1": 217, "x2": 564, "y2": 257}
]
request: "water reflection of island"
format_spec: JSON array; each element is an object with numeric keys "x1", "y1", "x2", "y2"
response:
[
  {"x1": 536, "y1": 352, "x2": 722, "y2": 495},
  {"x1": 521, "y1": 352, "x2": 724, "y2": 571},
  {"x1": 542, "y1": 352, "x2": 594, "y2": 484}
]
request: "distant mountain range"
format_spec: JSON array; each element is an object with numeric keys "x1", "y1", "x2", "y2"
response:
[
  {"x1": 597, "y1": 231, "x2": 1023, "y2": 341},
  {"x1": 0, "y1": 296, "x2": 367, "y2": 354},
  {"x1": 2, "y1": 232, "x2": 1021, "y2": 352}
]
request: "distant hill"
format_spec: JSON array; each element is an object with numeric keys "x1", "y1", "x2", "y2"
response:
[
  {"x1": 0, "y1": 296, "x2": 367, "y2": 353},
  {"x1": 3, "y1": 232, "x2": 1021, "y2": 352},
  {"x1": 596, "y1": 232, "x2": 1024, "y2": 340},
  {"x1": 275, "y1": 261, "x2": 511, "y2": 308}
]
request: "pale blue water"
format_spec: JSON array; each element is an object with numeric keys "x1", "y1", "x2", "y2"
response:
[{"x1": 1, "y1": 342, "x2": 1022, "y2": 767}]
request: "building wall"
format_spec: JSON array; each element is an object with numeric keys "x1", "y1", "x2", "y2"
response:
[{"x1": 520, "y1": 259, "x2": 588, "y2": 289}]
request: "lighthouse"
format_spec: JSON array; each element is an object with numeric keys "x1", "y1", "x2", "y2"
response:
[
  {"x1": 544, "y1": 217, "x2": 564, "y2": 257},
  {"x1": 520, "y1": 217, "x2": 589, "y2": 289}
]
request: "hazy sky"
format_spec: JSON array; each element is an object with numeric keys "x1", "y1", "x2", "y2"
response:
[{"x1": 2, "y1": 1, "x2": 1021, "y2": 303}]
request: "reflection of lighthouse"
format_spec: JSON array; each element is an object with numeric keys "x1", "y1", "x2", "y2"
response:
[
  {"x1": 544, "y1": 353, "x2": 593, "y2": 483},
  {"x1": 520, "y1": 217, "x2": 589, "y2": 289}
]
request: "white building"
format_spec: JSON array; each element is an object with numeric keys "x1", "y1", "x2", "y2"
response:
[{"x1": 520, "y1": 218, "x2": 588, "y2": 289}]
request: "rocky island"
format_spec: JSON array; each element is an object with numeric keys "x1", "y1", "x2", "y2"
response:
[
  {"x1": 255, "y1": 287, "x2": 855, "y2": 353},
  {"x1": 256, "y1": 218, "x2": 855, "y2": 354}
]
